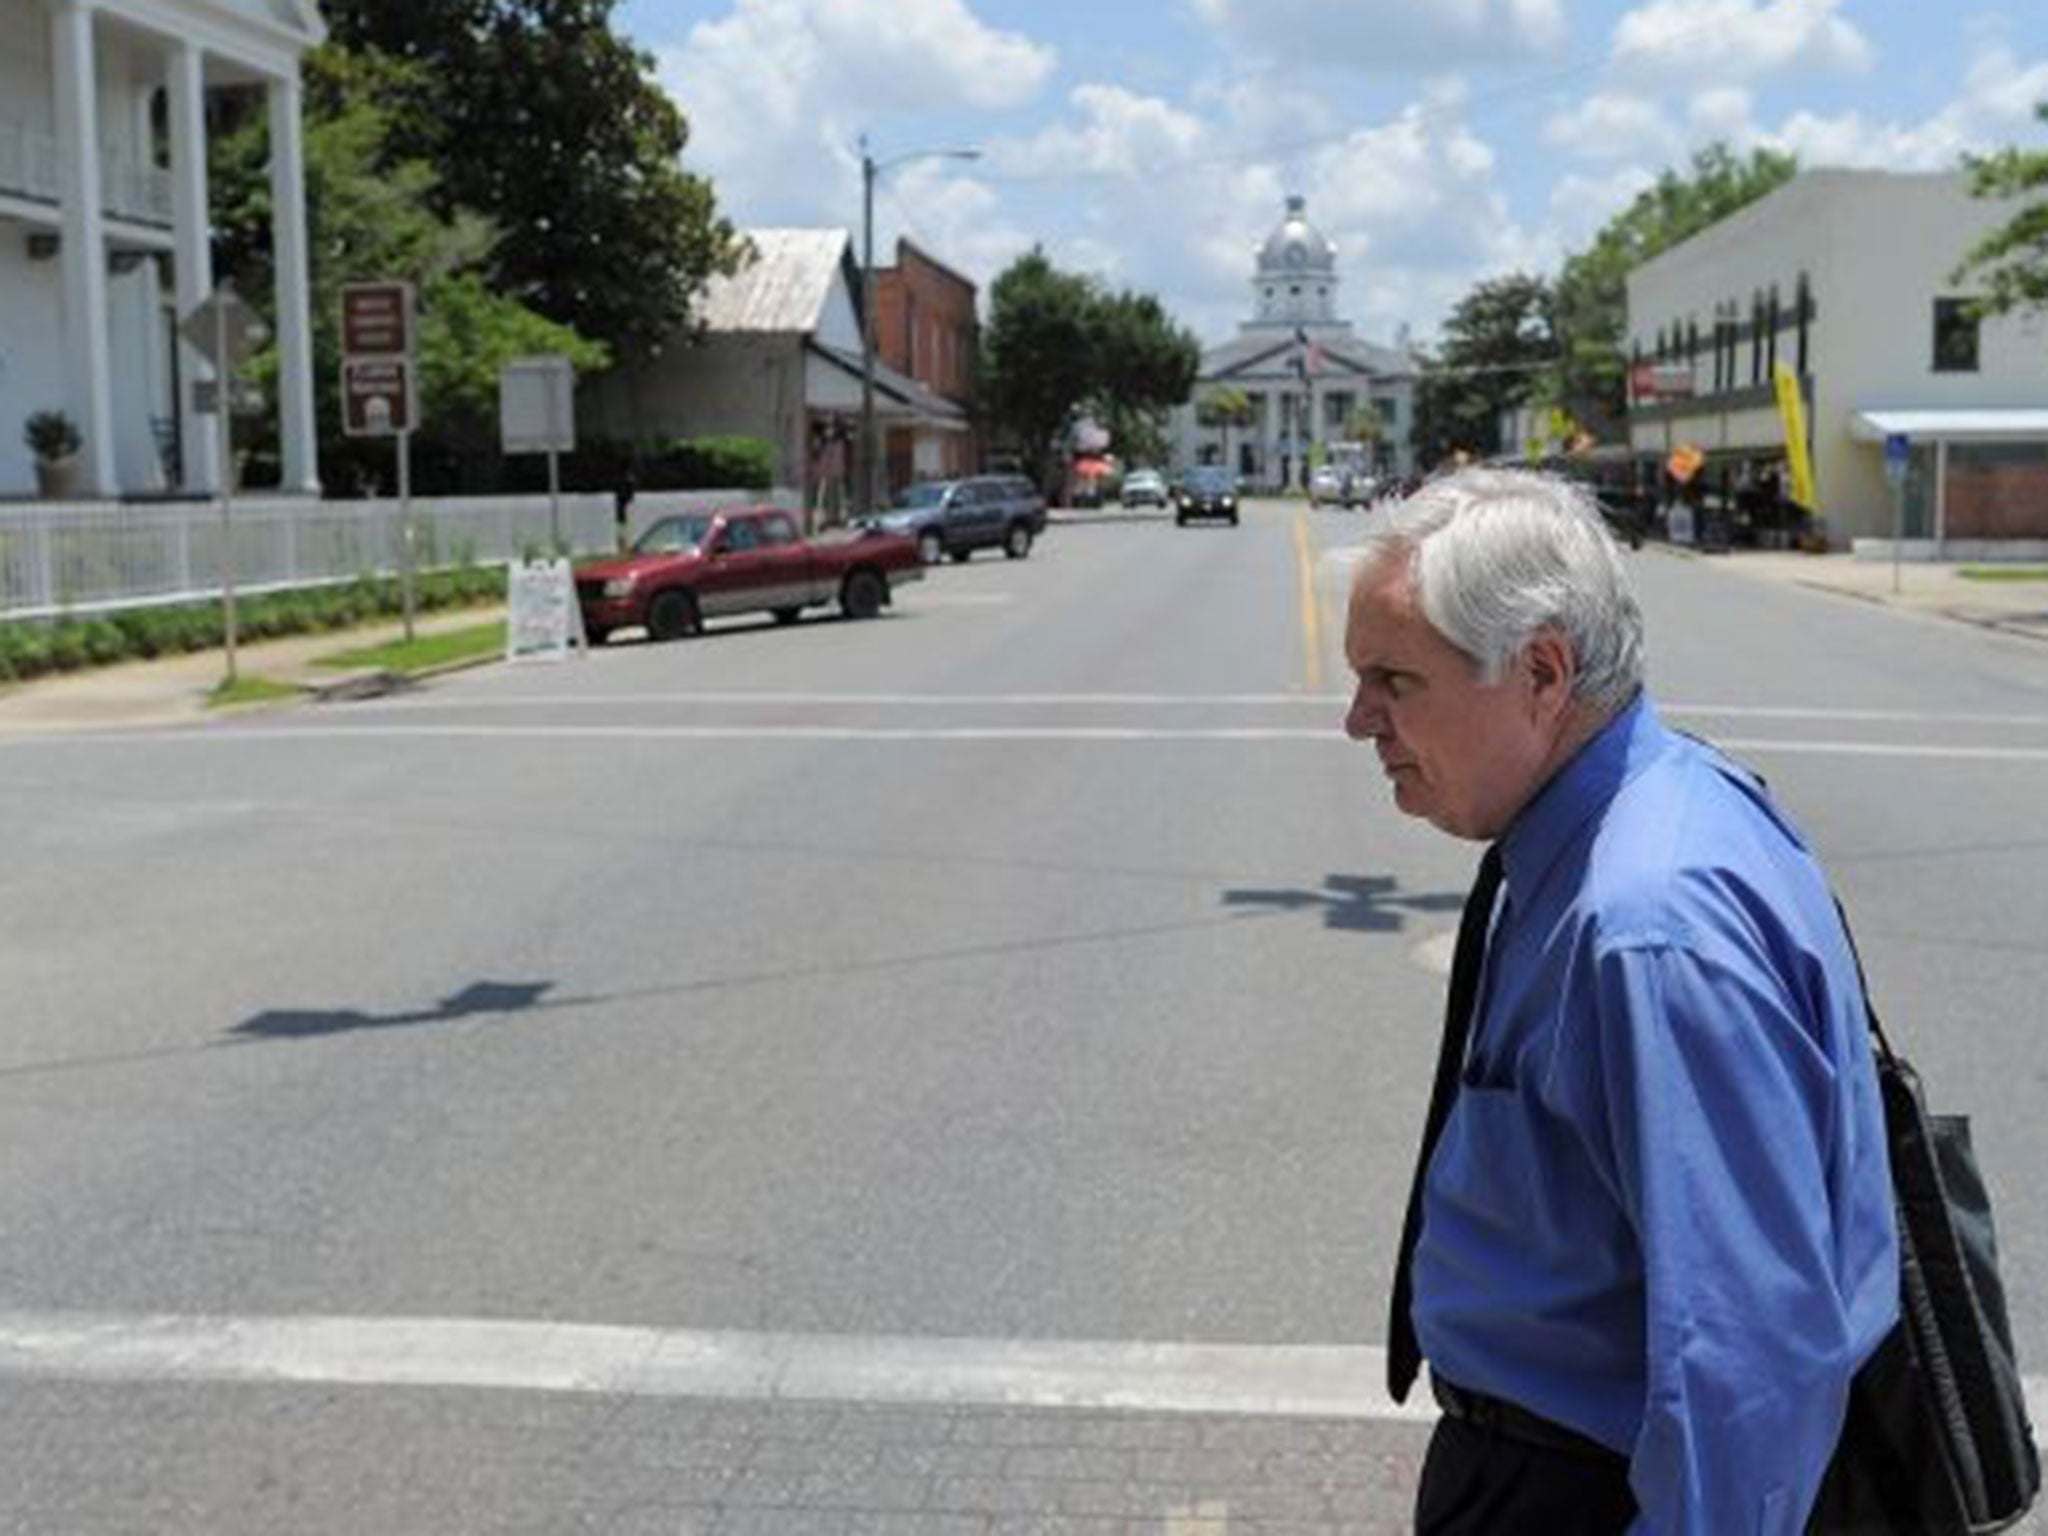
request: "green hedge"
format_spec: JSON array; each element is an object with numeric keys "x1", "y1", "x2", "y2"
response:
[{"x1": 0, "y1": 565, "x2": 507, "y2": 685}]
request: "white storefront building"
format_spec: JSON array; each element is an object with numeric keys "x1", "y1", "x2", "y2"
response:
[
  {"x1": 1628, "y1": 168, "x2": 2048, "y2": 553},
  {"x1": 1173, "y1": 196, "x2": 1418, "y2": 490},
  {"x1": 0, "y1": 0, "x2": 324, "y2": 500}
]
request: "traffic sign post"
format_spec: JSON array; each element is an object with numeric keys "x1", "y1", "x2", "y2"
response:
[
  {"x1": 1885, "y1": 432, "x2": 1910, "y2": 595},
  {"x1": 341, "y1": 283, "x2": 421, "y2": 641},
  {"x1": 499, "y1": 356, "x2": 578, "y2": 554},
  {"x1": 180, "y1": 282, "x2": 266, "y2": 688}
]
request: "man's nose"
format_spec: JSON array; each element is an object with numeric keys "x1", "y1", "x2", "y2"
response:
[{"x1": 1345, "y1": 686, "x2": 1383, "y2": 741}]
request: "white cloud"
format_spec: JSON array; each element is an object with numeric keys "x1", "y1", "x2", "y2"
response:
[
  {"x1": 1184, "y1": 0, "x2": 1565, "y2": 71},
  {"x1": 1549, "y1": 165, "x2": 1658, "y2": 248},
  {"x1": 658, "y1": 0, "x2": 1056, "y2": 231},
  {"x1": 1544, "y1": 92, "x2": 1681, "y2": 161},
  {"x1": 1753, "y1": 41, "x2": 2048, "y2": 172},
  {"x1": 992, "y1": 85, "x2": 1206, "y2": 179},
  {"x1": 1687, "y1": 87, "x2": 1755, "y2": 144},
  {"x1": 1610, "y1": 0, "x2": 1873, "y2": 85}
]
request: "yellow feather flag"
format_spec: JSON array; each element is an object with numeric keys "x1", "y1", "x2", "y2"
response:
[{"x1": 1773, "y1": 361, "x2": 1818, "y2": 510}]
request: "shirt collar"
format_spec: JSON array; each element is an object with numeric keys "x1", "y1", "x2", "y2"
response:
[{"x1": 1497, "y1": 692, "x2": 1668, "y2": 906}]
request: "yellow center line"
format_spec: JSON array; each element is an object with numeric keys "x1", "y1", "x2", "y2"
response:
[{"x1": 1292, "y1": 509, "x2": 1322, "y2": 690}]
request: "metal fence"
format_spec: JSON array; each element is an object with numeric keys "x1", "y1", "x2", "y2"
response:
[{"x1": 0, "y1": 488, "x2": 798, "y2": 621}]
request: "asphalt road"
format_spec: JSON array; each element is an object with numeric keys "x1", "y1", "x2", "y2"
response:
[{"x1": 2, "y1": 499, "x2": 2045, "y2": 1533}]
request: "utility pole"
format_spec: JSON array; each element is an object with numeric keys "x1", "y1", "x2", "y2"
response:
[{"x1": 859, "y1": 137, "x2": 980, "y2": 520}]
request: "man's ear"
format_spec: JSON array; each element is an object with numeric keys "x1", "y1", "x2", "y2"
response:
[{"x1": 1522, "y1": 626, "x2": 1577, "y2": 719}]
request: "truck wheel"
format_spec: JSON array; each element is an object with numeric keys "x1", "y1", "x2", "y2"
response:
[
  {"x1": 1004, "y1": 524, "x2": 1033, "y2": 559},
  {"x1": 840, "y1": 569, "x2": 885, "y2": 620},
  {"x1": 917, "y1": 531, "x2": 943, "y2": 565},
  {"x1": 647, "y1": 590, "x2": 699, "y2": 641}
]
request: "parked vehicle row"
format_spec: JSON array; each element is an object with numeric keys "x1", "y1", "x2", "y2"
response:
[{"x1": 575, "y1": 509, "x2": 924, "y2": 643}]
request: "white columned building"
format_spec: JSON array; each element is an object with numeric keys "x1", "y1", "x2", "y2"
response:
[
  {"x1": 0, "y1": 0, "x2": 326, "y2": 499},
  {"x1": 1173, "y1": 195, "x2": 1419, "y2": 490}
]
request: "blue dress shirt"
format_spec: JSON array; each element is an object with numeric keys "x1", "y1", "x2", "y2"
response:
[{"x1": 1410, "y1": 695, "x2": 1899, "y2": 1535}]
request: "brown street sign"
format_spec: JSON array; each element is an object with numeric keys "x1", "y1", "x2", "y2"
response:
[
  {"x1": 341, "y1": 282, "x2": 415, "y2": 357},
  {"x1": 341, "y1": 357, "x2": 415, "y2": 436}
]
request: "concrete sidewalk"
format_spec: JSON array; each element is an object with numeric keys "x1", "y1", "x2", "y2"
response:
[
  {"x1": 1678, "y1": 546, "x2": 2048, "y2": 644},
  {"x1": 0, "y1": 606, "x2": 506, "y2": 736}
]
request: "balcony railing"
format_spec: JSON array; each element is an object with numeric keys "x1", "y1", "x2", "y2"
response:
[{"x1": 0, "y1": 117, "x2": 172, "y2": 228}]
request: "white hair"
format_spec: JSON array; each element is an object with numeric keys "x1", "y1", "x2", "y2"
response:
[{"x1": 1358, "y1": 467, "x2": 1644, "y2": 709}]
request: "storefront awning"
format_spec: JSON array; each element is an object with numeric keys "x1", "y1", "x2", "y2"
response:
[{"x1": 1851, "y1": 407, "x2": 2048, "y2": 442}]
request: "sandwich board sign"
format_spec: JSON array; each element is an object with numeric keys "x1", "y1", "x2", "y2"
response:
[{"x1": 506, "y1": 557, "x2": 587, "y2": 663}]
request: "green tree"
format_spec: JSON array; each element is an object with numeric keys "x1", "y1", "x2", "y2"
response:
[
  {"x1": 981, "y1": 251, "x2": 1197, "y2": 490},
  {"x1": 318, "y1": 0, "x2": 744, "y2": 350},
  {"x1": 1196, "y1": 384, "x2": 1254, "y2": 468},
  {"x1": 1085, "y1": 289, "x2": 1202, "y2": 467},
  {"x1": 210, "y1": 45, "x2": 607, "y2": 485},
  {"x1": 1955, "y1": 102, "x2": 2048, "y2": 316},
  {"x1": 1411, "y1": 273, "x2": 1555, "y2": 467},
  {"x1": 1550, "y1": 143, "x2": 1796, "y2": 435}
]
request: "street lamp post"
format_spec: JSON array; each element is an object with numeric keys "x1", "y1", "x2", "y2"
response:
[{"x1": 859, "y1": 136, "x2": 979, "y2": 519}]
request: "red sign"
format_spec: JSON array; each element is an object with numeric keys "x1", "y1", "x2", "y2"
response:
[
  {"x1": 341, "y1": 282, "x2": 414, "y2": 357},
  {"x1": 342, "y1": 357, "x2": 414, "y2": 436},
  {"x1": 1631, "y1": 361, "x2": 1695, "y2": 404}
]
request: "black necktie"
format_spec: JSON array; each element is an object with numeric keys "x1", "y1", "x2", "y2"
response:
[{"x1": 1386, "y1": 843, "x2": 1504, "y2": 1403}]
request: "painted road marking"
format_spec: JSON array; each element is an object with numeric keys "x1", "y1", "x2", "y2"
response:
[
  {"x1": 1292, "y1": 511, "x2": 1323, "y2": 691},
  {"x1": 1, "y1": 1311, "x2": 2040, "y2": 1449},
  {"x1": 0, "y1": 1312, "x2": 1428, "y2": 1421},
  {"x1": 12, "y1": 726, "x2": 2048, "y2": 762}
]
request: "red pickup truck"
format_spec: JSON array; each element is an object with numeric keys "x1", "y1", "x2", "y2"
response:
[{"x1": 575, "y1": 507, "x2": 924, "y2": 643}]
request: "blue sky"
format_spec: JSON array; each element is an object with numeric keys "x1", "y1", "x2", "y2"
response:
[{"x1": 614, "y1": 0, "x2": 2048, "y2": 352}]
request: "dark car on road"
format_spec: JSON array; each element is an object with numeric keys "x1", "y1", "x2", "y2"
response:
[
  {"x1": 871, "y1": 474, "x2": 1047, "y2": 564},
  {"x1": 1175, "y1": 466, "x2": 1240, "y2": 526},
  {"x1": 575, "y1": 508, "x2": 923, "y2": 642}
]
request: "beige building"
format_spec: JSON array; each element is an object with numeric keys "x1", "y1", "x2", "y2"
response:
[
  {"x1": 580, "y1": 228, "x2": 966, "y2": 521},
  {"x1": 1628, "y1": 169, "x2": 2048, "y2": 554}
]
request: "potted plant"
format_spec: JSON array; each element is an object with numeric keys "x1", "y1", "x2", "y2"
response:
[{"x1": 25, "y1": 410, "x2": 83, "y2": 499}]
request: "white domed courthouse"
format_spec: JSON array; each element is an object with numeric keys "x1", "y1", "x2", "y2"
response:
[{"x1": 1172, "y1": 196, "x2": 1418, "y2": 489}]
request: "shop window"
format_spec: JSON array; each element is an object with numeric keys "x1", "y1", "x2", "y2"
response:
[{"x1": 1933, "y1": 298, "x2": 1980, "y2": 373}]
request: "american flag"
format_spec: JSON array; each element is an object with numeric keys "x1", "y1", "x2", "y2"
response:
[{"x1": 1294, "y1": 327, "x2": 1322, "y2": 380}]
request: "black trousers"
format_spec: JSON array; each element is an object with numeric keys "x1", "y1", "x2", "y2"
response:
[{"x1": 1416, "y1": 1414, "x2": 1637, "y2": 1535}]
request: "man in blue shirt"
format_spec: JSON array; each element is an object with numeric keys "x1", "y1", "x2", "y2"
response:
[{"x1": 1345, "y1": 469, "x2": 1898, "y2": 1534}]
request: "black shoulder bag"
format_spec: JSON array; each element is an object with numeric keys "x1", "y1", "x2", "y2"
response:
[{"x1": 1807, "y1": 900, "x2": 2040, "y2": 1534}]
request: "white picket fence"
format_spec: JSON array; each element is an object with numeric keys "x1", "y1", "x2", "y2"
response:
[{"x1": 0, "y1": 488, "x2": 798, "y2": 621}]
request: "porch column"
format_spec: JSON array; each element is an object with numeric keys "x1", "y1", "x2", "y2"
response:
[
  {"x1": 51, "y1": 0, "x2": 117, "y2": 496},
  {"x1": 267, "y1": 66, "x2": 319, "y2": 494},
  {"x1": 167, "y1": 38, "x2": 219, "y2": 492}
]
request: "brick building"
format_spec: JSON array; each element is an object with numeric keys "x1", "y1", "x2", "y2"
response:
[{"x1": 873, "y1": 239, "x2": 978, "y2": 488}]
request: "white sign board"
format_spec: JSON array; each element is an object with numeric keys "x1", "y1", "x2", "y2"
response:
[
  {"x1": 500, "y1": 355, "x2": 577, "y2": 455},
  {"x1": 506, "y1": 558, "x2": 587, "y2": 663}
]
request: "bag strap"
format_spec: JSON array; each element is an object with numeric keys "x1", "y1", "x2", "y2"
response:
[{"x1": 1831, "y1": 894, "x2": 1901, "y2": 1072}]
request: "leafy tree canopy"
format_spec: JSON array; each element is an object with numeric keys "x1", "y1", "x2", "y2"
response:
[
  {"x1": 1548, "y1": 142, "x2": 1796, "y2": 435},
  {"x1": 318, "y1": 0, "x2": 744, "y2": 348},
  {"x1": 1411, "y1": 272, "x2": 1555, "y2": 467},
  {"x1": 982, "y1": 250, "x2": 1200, "y2": 486},
  {"x1": 210, "y1": 46, "x2": 606, "y2": 479},
  {"x1": 1956, "y1": 102, "x2": 2048, "y2": 316}
]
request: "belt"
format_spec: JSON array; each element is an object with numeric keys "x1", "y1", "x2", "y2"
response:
[{"x1": 1430, "y1": 1374, "x2": 1626, "y2": 1467}]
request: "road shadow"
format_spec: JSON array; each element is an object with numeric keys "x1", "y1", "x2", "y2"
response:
[
  {"x1": 230, "y1": 979, "x2": 555, "y2": 1041},
  {"x1": 1222, "y1": 874, "x2": 1463, "y2": 933}
]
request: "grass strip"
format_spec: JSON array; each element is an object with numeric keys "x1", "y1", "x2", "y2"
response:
[
  {"x1": 208, "y1": 674, "x2": 305, "y2": 709},
  {"x1": 313, "y1": 621, "x2": 506, "y2": 675},
  {"x1": 1957, "y1": 566, "x2": 2048, "y2": 583}
]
